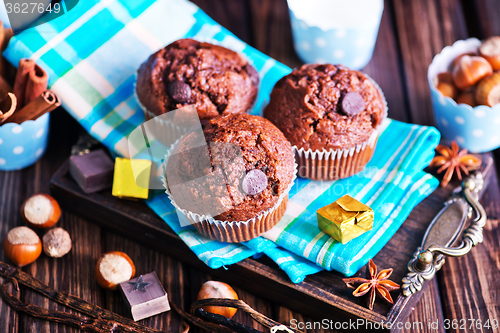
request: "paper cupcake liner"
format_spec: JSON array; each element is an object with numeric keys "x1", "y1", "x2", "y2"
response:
[
  {"x1": 161, "y1": 144, "x2": 297, "y2": 243},
  {"x1": 294, "y1": 75, "x2": 387, "y2": 180},
  {"x1": 193, "y1": 194, "x2": 289, "y2": 242},
  {"x1": 294, "y1": 128, "x2": 379, "y2": 180}
]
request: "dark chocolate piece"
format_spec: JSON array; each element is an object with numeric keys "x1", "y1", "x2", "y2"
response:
[
  {"x1": 69, "y1": 149, "x2": 114, "y2": 194},
  {"x1": 342, "y1": 92, "x2": 365, "y2": 116},
  {"x1": 242, "y1": 169, "x2": 268, "y2": 195},
  {"x1": 119, "y1": 272, "x2": 170, "y2": 321},
  {"x1": 167, "y1": 80, "x2": 191, "y2": 103}
]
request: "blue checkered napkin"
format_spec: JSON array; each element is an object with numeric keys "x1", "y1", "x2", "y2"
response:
[{"x1": 4, "y1": 0, "x2": 440, "y2": 282}]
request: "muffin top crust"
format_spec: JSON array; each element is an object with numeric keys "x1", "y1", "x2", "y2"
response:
[
  {"x1": 137, "y1": 38, "x2": 259, "y2": 121},
  {"x1": 264, "y1": 64, "x2": 386, "y2": 150}
]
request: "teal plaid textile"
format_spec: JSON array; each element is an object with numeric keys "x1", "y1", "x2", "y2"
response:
[{"x1": 4, "y1": 0, "x2": 440, "y2": 282}]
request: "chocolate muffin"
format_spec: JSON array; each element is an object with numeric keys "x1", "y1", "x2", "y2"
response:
[
  {"x1": 164, "y1": 113, "x2": 295, "y2": 242},
  {"x1": 136, "y1": 39, "x2": 259, "y2": 122},
  {"x1": 264, "y1": 64, "x2": 387, "y2": 180}
]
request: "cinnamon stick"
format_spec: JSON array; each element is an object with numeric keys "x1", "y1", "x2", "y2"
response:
[
  {"x1": 0, "y1": 92, "x2": 17, "y2": 124},
  {"x1": 5, "y1": 90, "x2": 60, "y2": 124},
  {"x1": 13, "y1": 59, "x2": 48, "y2": 108},
  {"x1": 25, "y1": 63, "x2": 48, "y2": 104}
]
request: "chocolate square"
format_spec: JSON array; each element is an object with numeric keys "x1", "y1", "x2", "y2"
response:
[
  {"x1": 69, "y1": 149, "x2": 114, "y2": 194},
  {"x1": 119, "y1": 272, "x2": 170, "y2": 321}
]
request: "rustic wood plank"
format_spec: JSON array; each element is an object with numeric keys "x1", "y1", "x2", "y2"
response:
[
  {"x1": 461, "y1": 0, "x2": 500, "y2": 38},
  {"x1": 247, "y1": 0, "x2": 302, "y2": 69},
  {"x1": 391, "y1": 0, "x2": 468, "y2": 126},
  {"x1": 0, "y1": 170, "x2": 22, "y2": 333},
  {"x1": 190, "y1": 0, "x2": 252, "y2": 45},
  {"x1": 402, "y1": 279, "x2": 445, "y2": 333},
  {"x1": 437, "y1": 166, "x2": 500, "y2": 333},
  {"x1": 363, "y1": 0, "x2": 411, "y2": 123},
  {"x1": 17, "y1": 110, "x2": 104, "y2": 333}
]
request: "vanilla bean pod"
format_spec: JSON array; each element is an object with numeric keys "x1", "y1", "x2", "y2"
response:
[
  {"x1": 194, "y1": 308, "x2": 263, "y2": 333},
  {"x1": 0, "y1": 262, "x2": 176, "y2": 333},
  {"x1": 1, "y1": 279, "x2": 142, "y2": 333},
  {"x1": 191, "y1": 298, "x2": 303, "y2": 333},
  {"x1": 170, "y1": 300, "x2": 233, "y2": 333}
]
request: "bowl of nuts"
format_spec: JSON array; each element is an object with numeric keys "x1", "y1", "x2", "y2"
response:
[{"x1": 428, "y1": 37, "x2": 500, "y2": 153}]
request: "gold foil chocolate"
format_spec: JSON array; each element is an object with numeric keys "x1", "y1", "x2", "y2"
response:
[{"x1": 317, "y1": 195, "x2": 374, "y2": 244}]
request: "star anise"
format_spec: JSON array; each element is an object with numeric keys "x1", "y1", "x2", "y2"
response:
[
  {"x1": 429, "y1": 141, "x2": 482, "y2": 187},
  {"x1": 343, "y1": 259, "x2": 400, "y2": 310}
]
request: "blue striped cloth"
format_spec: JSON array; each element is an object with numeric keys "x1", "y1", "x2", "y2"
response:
[{"x1": 4, "y1": 0, "x2": 440, "y2": 282}]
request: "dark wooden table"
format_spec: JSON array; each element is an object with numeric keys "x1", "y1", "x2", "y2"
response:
[{"x1": 1, "y1": 0, "x2": 500, "y2": 332}]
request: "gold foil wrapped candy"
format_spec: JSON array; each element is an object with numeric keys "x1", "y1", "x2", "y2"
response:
[{"x1": 317, "y1": 195, "x2": 374, "y2": 244}]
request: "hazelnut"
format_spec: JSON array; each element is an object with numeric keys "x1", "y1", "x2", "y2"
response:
[
  {"x1": 451, "y1": 52, "x2": 477, "y2": 70},
  {"x1": 452, "y1": 55, "x2": 493, "y2": 90},
  {"x1": 21, "y1": 194, "x2": 61, "y2": 229},
  {"x1": 435, "y1": 72, "x2": 458, "y2": 99},
  {"x1": 456, "y1": 89, "x2": 477, "y2": 107},
  {"x1": 3, "y1": 226, "x2": 42, "y2": 266},
  {"x1": 197, "y1": 281, "x2": 239, "y2": 319},
  {"x1": 42, "y1": 228, "x2": 72, "y2": 258},
  {"x1": 95, "y1": 251, "x2": 135, "y2": 290},
  {"x1": 479, "y1": 36, "x2": 500, "y2": 70},
  {"x1": 476, "y1": 72, "x2": 500, "y2": 107}
]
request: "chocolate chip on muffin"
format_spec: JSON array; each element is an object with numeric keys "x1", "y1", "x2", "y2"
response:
[
  {"x1": 342, "y1": 92, "x2": 366, "y2": 116},
  {"x1": 137, "y1": 39, "x2": 259, "y2": 121},
  {"x1": 167, "y1": 80, "x2": 191, "y2": 104},
  {"x1": 242, "y1": 169, "x2": 268, "y2": 195}
]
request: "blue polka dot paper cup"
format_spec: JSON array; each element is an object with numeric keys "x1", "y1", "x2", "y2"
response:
[
  {"x1": 0, "y1": 113, "x2": 50, "y2": 171},
  {"x1": 428, "y1": 38, "x2": 500, "y2": 153},
  {"x1": 287, "y1": 0, "x2": 383, "y2": 70}
]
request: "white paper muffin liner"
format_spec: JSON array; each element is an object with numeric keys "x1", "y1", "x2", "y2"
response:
[
  {"x1": 294, "y1": 75, "x2": 388, "y2": 180},
  {"x1": 161, "y1": 143, "x2": 297, "y2": 243}
]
